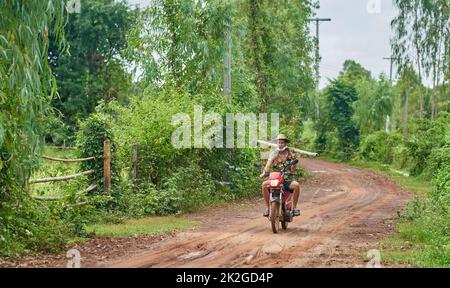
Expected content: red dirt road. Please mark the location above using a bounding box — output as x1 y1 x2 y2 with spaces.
103 158 410 268
0 158 410 268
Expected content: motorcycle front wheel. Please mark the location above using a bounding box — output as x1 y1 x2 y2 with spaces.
281 207 289 230
270 201 280 233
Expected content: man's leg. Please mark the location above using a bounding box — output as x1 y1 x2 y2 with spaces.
262 180 270 216
290 181 301 215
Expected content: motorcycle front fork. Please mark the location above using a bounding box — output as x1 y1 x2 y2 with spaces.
270 190 292 206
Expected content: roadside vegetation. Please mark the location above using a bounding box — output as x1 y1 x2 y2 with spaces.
310 112 449 267
0 0 447 266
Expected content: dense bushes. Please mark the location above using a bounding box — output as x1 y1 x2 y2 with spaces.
0 199 71 257
425 145 450 178
399 165 450 266
116 165 215 217
356 112 449 177
98 87 260 217
354 112 449 266
76 104 119 194
406 113 450 176
357 131 404 164
164 165 215 212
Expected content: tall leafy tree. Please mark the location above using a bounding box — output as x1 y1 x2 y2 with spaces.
0 0 66 200
315 68 360 160
396 65 421 136
391 0 449 119
49 0 135 127
326 79 359 160
339 59 372 85
130 0 315 128
244 0 315 115
354 74 393 135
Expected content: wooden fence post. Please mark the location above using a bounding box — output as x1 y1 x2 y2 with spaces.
103 139 111 194
131 144 138 181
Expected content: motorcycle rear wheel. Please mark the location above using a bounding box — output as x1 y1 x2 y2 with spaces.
270 201 280 233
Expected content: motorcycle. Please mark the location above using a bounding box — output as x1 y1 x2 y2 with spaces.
264 159 298 233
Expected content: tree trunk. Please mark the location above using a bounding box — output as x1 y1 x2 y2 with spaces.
223 27 232 101
385 115 390 132
402 90 409 137
248 0 265 112
416 52 424 118
431 89 436 120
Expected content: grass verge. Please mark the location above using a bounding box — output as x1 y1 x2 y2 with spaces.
85 216 198 237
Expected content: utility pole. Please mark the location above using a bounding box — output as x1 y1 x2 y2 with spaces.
309 17 331 119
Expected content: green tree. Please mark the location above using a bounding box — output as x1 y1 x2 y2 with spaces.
339 59 372 85
128 0 230 94
391 0 449 119
244 0 315 114
129 0 315 122
353 75 394 135
0 0 66 200
316 77 360 160
48 0 135 128
395 65 421 136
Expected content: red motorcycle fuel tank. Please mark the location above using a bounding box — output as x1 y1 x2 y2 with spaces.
268 172 282 189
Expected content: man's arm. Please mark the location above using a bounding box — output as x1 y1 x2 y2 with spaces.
260 158 273 178
289 153 298 174
260 150 278 178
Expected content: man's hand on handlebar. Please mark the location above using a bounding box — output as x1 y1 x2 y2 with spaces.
259 171 270 178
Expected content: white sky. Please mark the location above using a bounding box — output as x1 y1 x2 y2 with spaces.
312 0 399 88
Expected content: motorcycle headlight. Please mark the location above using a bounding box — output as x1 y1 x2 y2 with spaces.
270 179 279 187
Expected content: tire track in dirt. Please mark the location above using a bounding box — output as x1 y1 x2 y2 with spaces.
103 159 410 268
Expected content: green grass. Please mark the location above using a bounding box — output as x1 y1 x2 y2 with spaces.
85 216 198 237
29 146 87 198
347 159 431 196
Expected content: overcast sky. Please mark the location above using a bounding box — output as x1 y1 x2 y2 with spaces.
126 0 399 88
312 0 398 88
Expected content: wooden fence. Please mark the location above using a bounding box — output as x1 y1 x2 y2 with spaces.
27 140 111 201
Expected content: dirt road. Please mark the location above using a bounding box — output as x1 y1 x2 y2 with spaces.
101 158 410 268
0 158 410 268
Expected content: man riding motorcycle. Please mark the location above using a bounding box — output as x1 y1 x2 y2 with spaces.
259 134 301 217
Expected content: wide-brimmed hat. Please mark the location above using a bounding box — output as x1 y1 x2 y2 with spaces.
274 134 289 143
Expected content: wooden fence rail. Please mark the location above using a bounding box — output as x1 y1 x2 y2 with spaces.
29 169 95 184
29 140 111 200
41 155 96 162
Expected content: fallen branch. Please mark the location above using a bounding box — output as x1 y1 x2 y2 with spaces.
29 170 95 184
